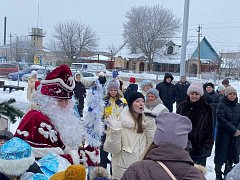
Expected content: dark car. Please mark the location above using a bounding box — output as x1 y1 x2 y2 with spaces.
11 68 40 81
0 64 18 76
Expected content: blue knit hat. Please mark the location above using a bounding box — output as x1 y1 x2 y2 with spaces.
140 80 154 89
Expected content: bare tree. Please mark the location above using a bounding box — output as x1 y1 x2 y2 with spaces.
221 52 240 78
53 20 98 63
47 38 66 61
3 35 35 63
123 5 181 70
107 43 121 56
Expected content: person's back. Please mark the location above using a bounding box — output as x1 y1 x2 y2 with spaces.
124 76 138 100
121 113 206 180
98 72 107 86
175 76 190 107
27 70 38 100
121 144 206 180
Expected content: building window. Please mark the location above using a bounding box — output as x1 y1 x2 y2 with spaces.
132 62 136 70
131 47 137 53
167 46 173 54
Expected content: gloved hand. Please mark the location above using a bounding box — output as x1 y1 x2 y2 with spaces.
115 106 124 117
106 114 122 130
112 106 124 117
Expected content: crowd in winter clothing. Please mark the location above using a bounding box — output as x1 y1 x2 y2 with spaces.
2 66 240 180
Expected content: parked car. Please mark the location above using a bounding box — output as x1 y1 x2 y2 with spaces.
71 63 106 73
22 69 44 81
0 64 18 76
11 66 44 81
73 71 98 88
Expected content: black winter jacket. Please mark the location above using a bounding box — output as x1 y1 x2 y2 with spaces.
98 76 107 86
175 80 190 104
156 73 176 112
73 81 86 104
204 91 220 127
177 96 214 158
214 97 240 164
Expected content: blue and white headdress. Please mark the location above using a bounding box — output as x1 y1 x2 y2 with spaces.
0 137 35 176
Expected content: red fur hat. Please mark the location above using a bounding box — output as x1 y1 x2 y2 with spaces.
41 64 75 99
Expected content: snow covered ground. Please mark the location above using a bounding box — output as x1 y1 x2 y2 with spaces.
1 75 240 180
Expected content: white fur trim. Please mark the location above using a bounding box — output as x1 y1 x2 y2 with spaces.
63 146 72 154
0 154 35 176
85 150 100 164
32 147 64 158
17 129 29 137
41 77 75 91
69 150 80 164
79 150 88 166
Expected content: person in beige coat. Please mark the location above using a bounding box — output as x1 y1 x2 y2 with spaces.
104 92 156 179
27 70 38 100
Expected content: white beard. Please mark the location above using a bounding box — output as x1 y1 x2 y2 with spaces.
32 91 85 150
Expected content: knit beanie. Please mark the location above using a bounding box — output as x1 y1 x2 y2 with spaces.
187 81 203 96
225 86 237 96
140 80 154 89
50 165 86 180
154 113 192 149
129 76 136 83
204 82 214 89
127 91 144 108
106 79 120 90
217 85 225 92
146 88 159 99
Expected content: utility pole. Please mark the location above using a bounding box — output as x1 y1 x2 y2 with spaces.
197 25 202 78
180 0 190 77
4 17 7 45
15 35 20 86
9 33 13 62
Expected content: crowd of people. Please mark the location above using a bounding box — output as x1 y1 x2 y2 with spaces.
0 65 240 180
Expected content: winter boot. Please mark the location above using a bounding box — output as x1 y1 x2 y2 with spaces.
215 173 223 180
223 164 232 179
215 164 223 180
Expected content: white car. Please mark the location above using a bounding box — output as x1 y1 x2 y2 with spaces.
74 71 98 88
22 69 50 81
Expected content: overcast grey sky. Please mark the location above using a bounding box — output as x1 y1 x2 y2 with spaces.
1 0 240 52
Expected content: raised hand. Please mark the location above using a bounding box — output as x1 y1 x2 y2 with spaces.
106 114 122 130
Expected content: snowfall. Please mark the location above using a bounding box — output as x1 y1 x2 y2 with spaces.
1 71 240 180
